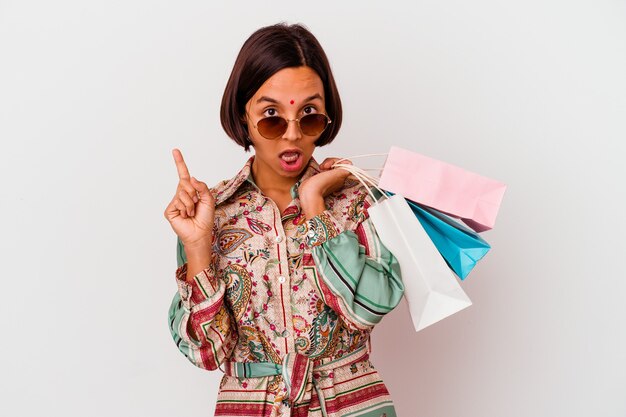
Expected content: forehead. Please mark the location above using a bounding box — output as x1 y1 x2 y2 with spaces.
253 66 324 105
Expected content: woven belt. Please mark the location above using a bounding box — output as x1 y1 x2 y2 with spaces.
222 343 370 416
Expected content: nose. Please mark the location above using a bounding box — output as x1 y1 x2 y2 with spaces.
282 118 302 141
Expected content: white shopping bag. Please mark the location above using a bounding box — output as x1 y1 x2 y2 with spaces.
368 193 472 331
334 162 473 332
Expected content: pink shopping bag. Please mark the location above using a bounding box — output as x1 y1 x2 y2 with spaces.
378 146 507 232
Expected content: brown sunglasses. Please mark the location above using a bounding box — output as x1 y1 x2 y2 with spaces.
246 111 332 140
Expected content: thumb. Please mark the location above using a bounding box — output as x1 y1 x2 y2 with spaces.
322 158 336 169
191 177 211 199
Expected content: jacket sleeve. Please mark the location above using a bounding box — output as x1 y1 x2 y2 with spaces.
167 236 238 371
304 187 405 332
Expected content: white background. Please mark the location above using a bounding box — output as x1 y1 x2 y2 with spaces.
1 1 625 416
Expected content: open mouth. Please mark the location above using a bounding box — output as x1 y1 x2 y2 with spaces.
279 150 303 171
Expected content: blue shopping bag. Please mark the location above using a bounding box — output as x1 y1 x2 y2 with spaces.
383 190 491 280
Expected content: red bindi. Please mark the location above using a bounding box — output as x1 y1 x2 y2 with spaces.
290 99 295 105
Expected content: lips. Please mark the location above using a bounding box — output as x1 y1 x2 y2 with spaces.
279 149 302 158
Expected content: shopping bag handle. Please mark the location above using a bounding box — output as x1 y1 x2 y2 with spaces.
334 152 389 161
331 153 388 173
331 162 389 203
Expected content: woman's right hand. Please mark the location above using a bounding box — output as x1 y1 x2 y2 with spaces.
164 148 216 249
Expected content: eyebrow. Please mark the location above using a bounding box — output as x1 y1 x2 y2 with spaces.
256 93 323 105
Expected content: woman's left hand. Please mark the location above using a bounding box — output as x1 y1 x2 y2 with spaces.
299 157 353 200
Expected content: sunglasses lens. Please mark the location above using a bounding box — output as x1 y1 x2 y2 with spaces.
256 114 330 139
300 114 329 136
257 116 287 139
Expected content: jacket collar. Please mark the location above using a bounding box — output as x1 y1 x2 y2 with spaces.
212 154 321 206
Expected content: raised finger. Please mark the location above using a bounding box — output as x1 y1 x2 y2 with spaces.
172 148 191 180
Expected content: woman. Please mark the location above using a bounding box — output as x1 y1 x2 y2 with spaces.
164 22 405 417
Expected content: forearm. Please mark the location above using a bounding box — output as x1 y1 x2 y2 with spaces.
302 185 405 331
309 228 404 331
183 246 210 340
171 236 238 366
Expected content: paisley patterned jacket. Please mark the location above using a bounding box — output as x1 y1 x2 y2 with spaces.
168 154 405 417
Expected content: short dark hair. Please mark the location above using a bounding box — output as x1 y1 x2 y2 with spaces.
220 22 343 152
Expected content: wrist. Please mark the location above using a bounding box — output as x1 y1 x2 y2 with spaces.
182 237 213 252
299 190 326 220
183 239 213 283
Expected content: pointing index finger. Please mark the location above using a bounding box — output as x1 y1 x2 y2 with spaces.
172 148 191 180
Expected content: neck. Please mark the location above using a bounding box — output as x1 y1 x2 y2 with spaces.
251 155 305 196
